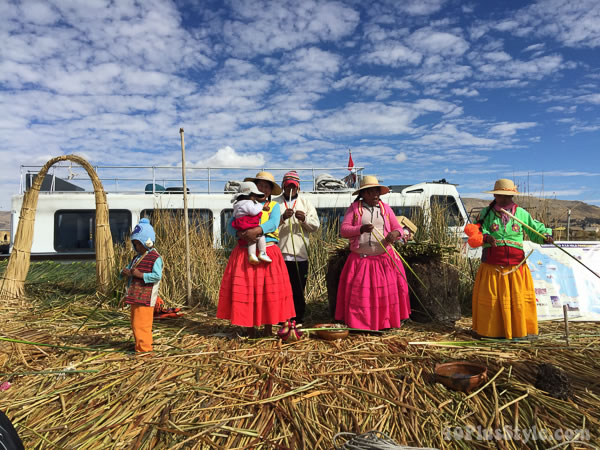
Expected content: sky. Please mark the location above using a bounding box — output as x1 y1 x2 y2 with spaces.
1 0 600 210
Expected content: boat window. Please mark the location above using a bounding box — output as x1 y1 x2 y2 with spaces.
140 209 213 235
54 210 131 252
316 207 346 232
220 209 236 248
390 206 422 221
429 196 464 226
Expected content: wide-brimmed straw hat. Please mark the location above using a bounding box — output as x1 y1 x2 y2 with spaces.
484 178 522 196
352 175 390 196
244 171 282 195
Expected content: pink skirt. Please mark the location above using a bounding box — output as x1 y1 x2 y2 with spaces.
217 244 295 327
335 251 411 330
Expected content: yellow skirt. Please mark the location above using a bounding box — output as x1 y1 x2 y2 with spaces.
472 262 538 339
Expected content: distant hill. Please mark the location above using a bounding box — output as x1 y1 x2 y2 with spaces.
462 198 600 230
0 211 9 230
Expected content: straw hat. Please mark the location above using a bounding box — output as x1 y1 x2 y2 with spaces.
484 178 522 196
352 175 390 196
244 171 282 195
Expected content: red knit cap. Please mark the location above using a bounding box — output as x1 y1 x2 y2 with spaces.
282 170 300 187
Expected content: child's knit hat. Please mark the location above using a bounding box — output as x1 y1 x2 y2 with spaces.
131 218 156 249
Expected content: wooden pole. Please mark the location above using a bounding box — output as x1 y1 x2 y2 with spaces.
500 208 600 280
180 128 192 305
563 304 570 346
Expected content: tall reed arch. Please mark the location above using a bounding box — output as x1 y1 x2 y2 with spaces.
0 155 115 299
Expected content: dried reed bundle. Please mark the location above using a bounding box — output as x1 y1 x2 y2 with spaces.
1 304 599 449
0 155 114 300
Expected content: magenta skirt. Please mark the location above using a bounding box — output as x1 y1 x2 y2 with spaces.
335 251 411 330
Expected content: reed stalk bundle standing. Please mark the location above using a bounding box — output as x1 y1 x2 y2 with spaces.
0 155 114 300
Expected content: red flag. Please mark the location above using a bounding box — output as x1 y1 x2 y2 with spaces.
346 150 356 187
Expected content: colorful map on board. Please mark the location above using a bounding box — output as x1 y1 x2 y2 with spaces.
524 242 600 321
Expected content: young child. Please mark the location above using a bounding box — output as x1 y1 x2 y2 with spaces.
231 181 272 265
121 218 163 352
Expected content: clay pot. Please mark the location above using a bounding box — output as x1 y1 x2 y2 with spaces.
434 361 488 393
313 324 349 340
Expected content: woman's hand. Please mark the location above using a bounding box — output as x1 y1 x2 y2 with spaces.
360 224 374 234
294 211 306 222
384 230 400 245
131 268 143 279
544 234 554 244
282 208 294 220
242 226 263 243
122 268 131 277
484 234 497 247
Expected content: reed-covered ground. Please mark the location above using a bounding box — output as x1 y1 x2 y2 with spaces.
0 208 599 449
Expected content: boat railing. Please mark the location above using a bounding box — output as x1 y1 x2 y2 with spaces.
19 165 365 195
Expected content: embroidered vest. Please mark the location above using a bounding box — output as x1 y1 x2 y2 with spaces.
261 201 279 240
125 250 161 306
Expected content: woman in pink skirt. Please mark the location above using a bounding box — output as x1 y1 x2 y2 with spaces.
335 176 411 330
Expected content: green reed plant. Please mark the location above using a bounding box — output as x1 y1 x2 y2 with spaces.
305 218 342 304
400 200 475 314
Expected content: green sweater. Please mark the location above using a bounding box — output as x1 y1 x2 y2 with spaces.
479 206 552 250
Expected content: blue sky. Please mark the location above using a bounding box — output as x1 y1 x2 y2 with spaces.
1 0 600 209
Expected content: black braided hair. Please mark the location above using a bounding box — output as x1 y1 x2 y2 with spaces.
477 199 496 225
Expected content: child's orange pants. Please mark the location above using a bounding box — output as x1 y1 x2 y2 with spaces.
130 304 154 352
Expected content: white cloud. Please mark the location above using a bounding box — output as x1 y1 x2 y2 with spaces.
314 102 420 136
408 29 469 57
415 124 498 147
483 51 512 63
494 20 519 32
223 0 360 56
413 99 463 117
19 0 61 25
413 64 473 85
451 87 479 97
476 54 563 80
520 0 600 48
333 75 412 99
576 93 600 104
361 41 423 66
276 47 342 94
399 0 448 16
395 152 408 162
523 43 545 52
546 105 577 113
202 146 265 167
489 122 537 136
280 47 341 75
569 124 600 133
